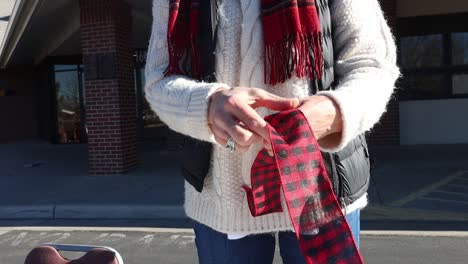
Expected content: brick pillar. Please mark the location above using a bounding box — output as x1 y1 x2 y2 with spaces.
80 0 137 174
368 0 400 146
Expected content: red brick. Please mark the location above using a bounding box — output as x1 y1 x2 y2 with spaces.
80 0 137 175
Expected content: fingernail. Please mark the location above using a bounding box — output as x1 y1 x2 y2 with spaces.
268 149 274 156
290 98 300 107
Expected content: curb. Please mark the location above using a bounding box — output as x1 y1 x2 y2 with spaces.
0 205 186 220
361 206 468 222
361 230 468 237
2 204 468 222
1 227 467 237
0 206 54 219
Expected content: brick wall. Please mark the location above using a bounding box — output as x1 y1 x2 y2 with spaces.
0 68 38 142
80 0 137 174
368 0 400 146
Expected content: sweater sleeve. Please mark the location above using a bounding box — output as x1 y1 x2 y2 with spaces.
317 0 400 152
144 1 229 143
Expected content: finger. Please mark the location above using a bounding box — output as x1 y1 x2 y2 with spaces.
211 123 229 145
238 123 264 146
226 122 260 148
231 104 270 143
234 144 250 153
212 123 251 152
220 118 262 148
251 89 300 111
263 139 273 156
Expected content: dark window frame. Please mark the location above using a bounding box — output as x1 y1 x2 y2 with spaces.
397 13 468 101
44 55 87 144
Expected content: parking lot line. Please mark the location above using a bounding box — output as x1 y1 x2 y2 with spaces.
390 171 468 207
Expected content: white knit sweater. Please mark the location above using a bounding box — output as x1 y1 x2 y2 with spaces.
145 0 400 235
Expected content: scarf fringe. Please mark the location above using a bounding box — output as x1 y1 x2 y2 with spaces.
190 36 201 79
264 32 324 86
164 39 185 76
166 0 324 86
164 36 201 79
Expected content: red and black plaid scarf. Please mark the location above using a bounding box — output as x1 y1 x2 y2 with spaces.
165 0 324 85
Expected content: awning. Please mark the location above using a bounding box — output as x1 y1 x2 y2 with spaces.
0 0 16 60
0 0 43 68
0 0 152 68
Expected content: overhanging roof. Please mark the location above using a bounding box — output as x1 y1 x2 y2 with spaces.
0 0 152 68
0 0 43 68
0 0 16 51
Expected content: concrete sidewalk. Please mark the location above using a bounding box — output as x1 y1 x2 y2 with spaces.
1 140 468 227
0 140 185 220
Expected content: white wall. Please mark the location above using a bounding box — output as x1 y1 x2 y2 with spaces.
400 98 468 145
397 0 468 17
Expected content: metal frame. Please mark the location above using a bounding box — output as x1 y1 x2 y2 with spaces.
397 13 468 101
48 57 87 144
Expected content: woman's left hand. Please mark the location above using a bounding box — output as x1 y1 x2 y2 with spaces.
297 95 343 141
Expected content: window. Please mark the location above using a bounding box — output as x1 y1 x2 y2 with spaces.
398 14 468 100
54 64 86 143
453 74 468 94
400 35 443 69
452 32 468 65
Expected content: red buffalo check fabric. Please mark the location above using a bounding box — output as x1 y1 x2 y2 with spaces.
243 109 364 264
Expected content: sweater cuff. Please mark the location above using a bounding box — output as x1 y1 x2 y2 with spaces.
186 82 230 143
316 90 358 153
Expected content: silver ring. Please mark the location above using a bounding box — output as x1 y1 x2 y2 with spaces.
225 137 236 152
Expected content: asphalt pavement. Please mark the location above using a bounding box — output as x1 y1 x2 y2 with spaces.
1 226 468 264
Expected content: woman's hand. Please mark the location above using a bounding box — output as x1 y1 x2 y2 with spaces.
298 95 343 148
208 87 299 153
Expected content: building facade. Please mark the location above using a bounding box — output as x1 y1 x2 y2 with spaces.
0 0 467 174
396 0 468 145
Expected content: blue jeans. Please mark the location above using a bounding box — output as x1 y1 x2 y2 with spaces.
193 210 360 264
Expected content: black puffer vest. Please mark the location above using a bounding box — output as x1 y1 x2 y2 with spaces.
181 0 371 208
315 0 371 207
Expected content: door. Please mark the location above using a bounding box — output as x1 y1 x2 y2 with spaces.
54 64 86 143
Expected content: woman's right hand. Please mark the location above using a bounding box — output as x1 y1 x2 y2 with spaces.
208 87 299 153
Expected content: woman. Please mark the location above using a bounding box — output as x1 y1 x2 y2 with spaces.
145 0 399 262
